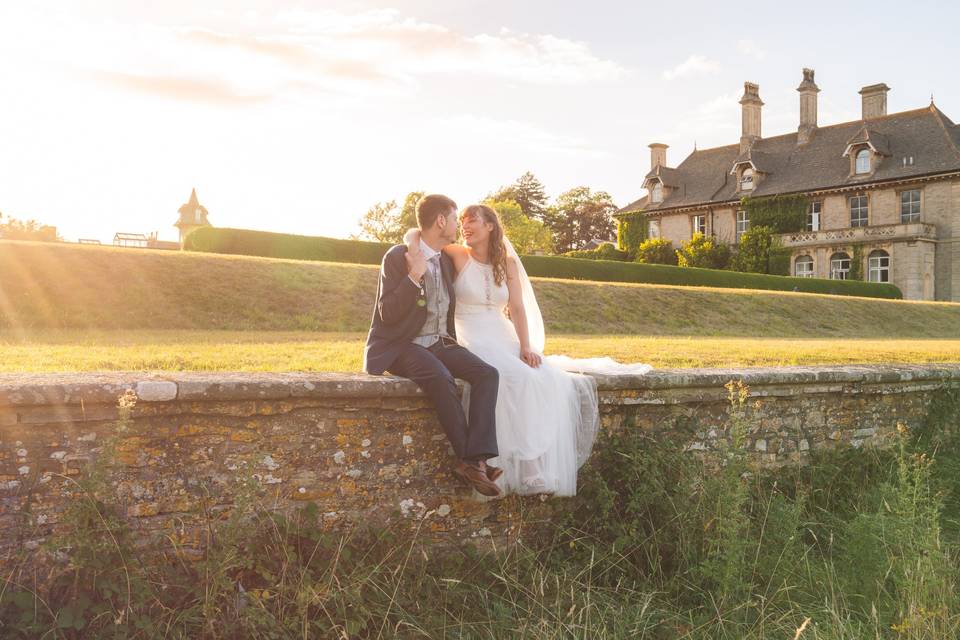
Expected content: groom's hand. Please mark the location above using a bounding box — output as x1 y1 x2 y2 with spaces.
406 250 427 282
520 347 542 368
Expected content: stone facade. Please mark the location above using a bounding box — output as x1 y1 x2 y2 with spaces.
2 365 958 565
620 69 960 302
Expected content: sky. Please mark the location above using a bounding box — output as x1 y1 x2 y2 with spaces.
1 0 958 243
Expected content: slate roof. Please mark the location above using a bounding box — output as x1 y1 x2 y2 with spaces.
619 105 960 214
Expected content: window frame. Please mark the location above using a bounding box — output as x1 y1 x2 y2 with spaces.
829 252 851 280
691 214 706 237
868 249 890 283
855 148 871 174
740 167 754 192
849 194 869 228
899 188 921 223
735 209 749 242
648 219 661 239
650 182 663 204
794 255 814 278
807 201 822 232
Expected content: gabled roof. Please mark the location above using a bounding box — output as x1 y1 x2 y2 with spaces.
619 104 960 215
644 165 682 188
843 126 890 156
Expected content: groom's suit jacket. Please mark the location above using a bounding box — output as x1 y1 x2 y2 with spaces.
363 244 458 375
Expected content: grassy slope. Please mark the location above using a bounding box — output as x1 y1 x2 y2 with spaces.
3 240 960 338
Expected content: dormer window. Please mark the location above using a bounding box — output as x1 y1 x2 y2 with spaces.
740 168 754 191
651 182 663 203
855 149 871 174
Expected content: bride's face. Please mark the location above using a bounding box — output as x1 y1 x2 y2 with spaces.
460 213 494 248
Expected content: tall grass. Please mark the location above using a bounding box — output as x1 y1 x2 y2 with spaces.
3 388 960 638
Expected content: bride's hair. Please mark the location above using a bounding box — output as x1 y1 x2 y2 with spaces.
460 204 508 287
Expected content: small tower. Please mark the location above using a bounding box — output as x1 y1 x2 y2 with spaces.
174 188 211 248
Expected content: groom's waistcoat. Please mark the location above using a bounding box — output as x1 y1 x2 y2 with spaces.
363 244 458 375
413 254 452 348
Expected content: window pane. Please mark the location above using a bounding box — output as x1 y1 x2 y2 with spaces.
856 149 870 174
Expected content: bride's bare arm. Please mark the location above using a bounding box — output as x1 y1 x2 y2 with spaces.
403 228 421 254
505 257 542 368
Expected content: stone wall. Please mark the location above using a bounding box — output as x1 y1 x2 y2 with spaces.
2 365 958 561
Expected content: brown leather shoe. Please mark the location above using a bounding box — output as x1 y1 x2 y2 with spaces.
484 463 503 482
454 460 502 497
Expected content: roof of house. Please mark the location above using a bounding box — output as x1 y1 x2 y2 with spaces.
113 232 149 241
619 104 960 215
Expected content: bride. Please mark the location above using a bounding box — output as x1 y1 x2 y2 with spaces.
405 204 650 496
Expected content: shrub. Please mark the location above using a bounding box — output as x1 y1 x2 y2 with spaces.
519 255 903 298
634 238 678 265
676 232 732 269
184 227 392 265
564 243 628 261
731 225 773 273
850 244 865 281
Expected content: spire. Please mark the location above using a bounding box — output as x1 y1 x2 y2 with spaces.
187 188 199 207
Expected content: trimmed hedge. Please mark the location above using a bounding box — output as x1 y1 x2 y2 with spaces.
564 243 628 261
519 255 903 299
184 227 392 265
185 227 902 299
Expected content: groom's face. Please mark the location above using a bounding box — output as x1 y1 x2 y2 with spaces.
437 208 459 244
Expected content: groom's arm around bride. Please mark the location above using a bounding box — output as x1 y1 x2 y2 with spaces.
363 194 502 497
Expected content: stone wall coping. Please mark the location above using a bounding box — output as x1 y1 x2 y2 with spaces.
1 364 959 408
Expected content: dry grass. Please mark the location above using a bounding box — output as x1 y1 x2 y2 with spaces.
1 329 959 372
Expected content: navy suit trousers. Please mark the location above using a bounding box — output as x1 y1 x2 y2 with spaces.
387 338 499 462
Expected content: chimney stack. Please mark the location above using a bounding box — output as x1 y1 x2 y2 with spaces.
739 82 763 153
859 83 890 120
796 68 820 145
649 143 668 169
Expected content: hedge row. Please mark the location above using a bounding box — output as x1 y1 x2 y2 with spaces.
519 255 903 299
184 227 392 265
185 227 902 299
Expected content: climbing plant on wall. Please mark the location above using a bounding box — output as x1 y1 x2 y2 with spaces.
616 212 649 260
740 194 808 233
849 244 865 281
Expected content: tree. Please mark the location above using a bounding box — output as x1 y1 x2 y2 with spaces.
543 187 617 254
676 232 732 269
485 199 553 255
355 191 424 244
0 212 61 242
488 172 549 221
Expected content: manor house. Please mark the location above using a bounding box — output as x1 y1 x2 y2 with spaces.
618 69 960 300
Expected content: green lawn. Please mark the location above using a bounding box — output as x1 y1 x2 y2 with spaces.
3 240 959 373
1 330 959 372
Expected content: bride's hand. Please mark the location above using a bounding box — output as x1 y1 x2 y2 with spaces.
403 228 421 249
520 347 542 368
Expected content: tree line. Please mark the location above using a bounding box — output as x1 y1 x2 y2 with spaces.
354 172 618 255
0 211 61 241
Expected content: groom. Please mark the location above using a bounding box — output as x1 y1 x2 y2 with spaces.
363 194 502 497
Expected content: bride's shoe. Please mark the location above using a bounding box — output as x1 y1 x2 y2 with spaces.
520 476 552 495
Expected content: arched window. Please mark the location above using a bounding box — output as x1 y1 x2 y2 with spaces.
868 249 890 283
651 182 663 203
740 167 754 191
830 252 851 280
855 148 871 174
794 255 814 278
195 208 203 223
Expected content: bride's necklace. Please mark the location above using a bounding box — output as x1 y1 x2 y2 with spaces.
473 254 493 306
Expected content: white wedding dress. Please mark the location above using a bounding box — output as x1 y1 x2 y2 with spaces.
454 249 652 497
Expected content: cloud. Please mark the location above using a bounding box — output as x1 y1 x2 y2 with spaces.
91 71 272 106
737 39 766 61
272 8 628 85
662 55 720 80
